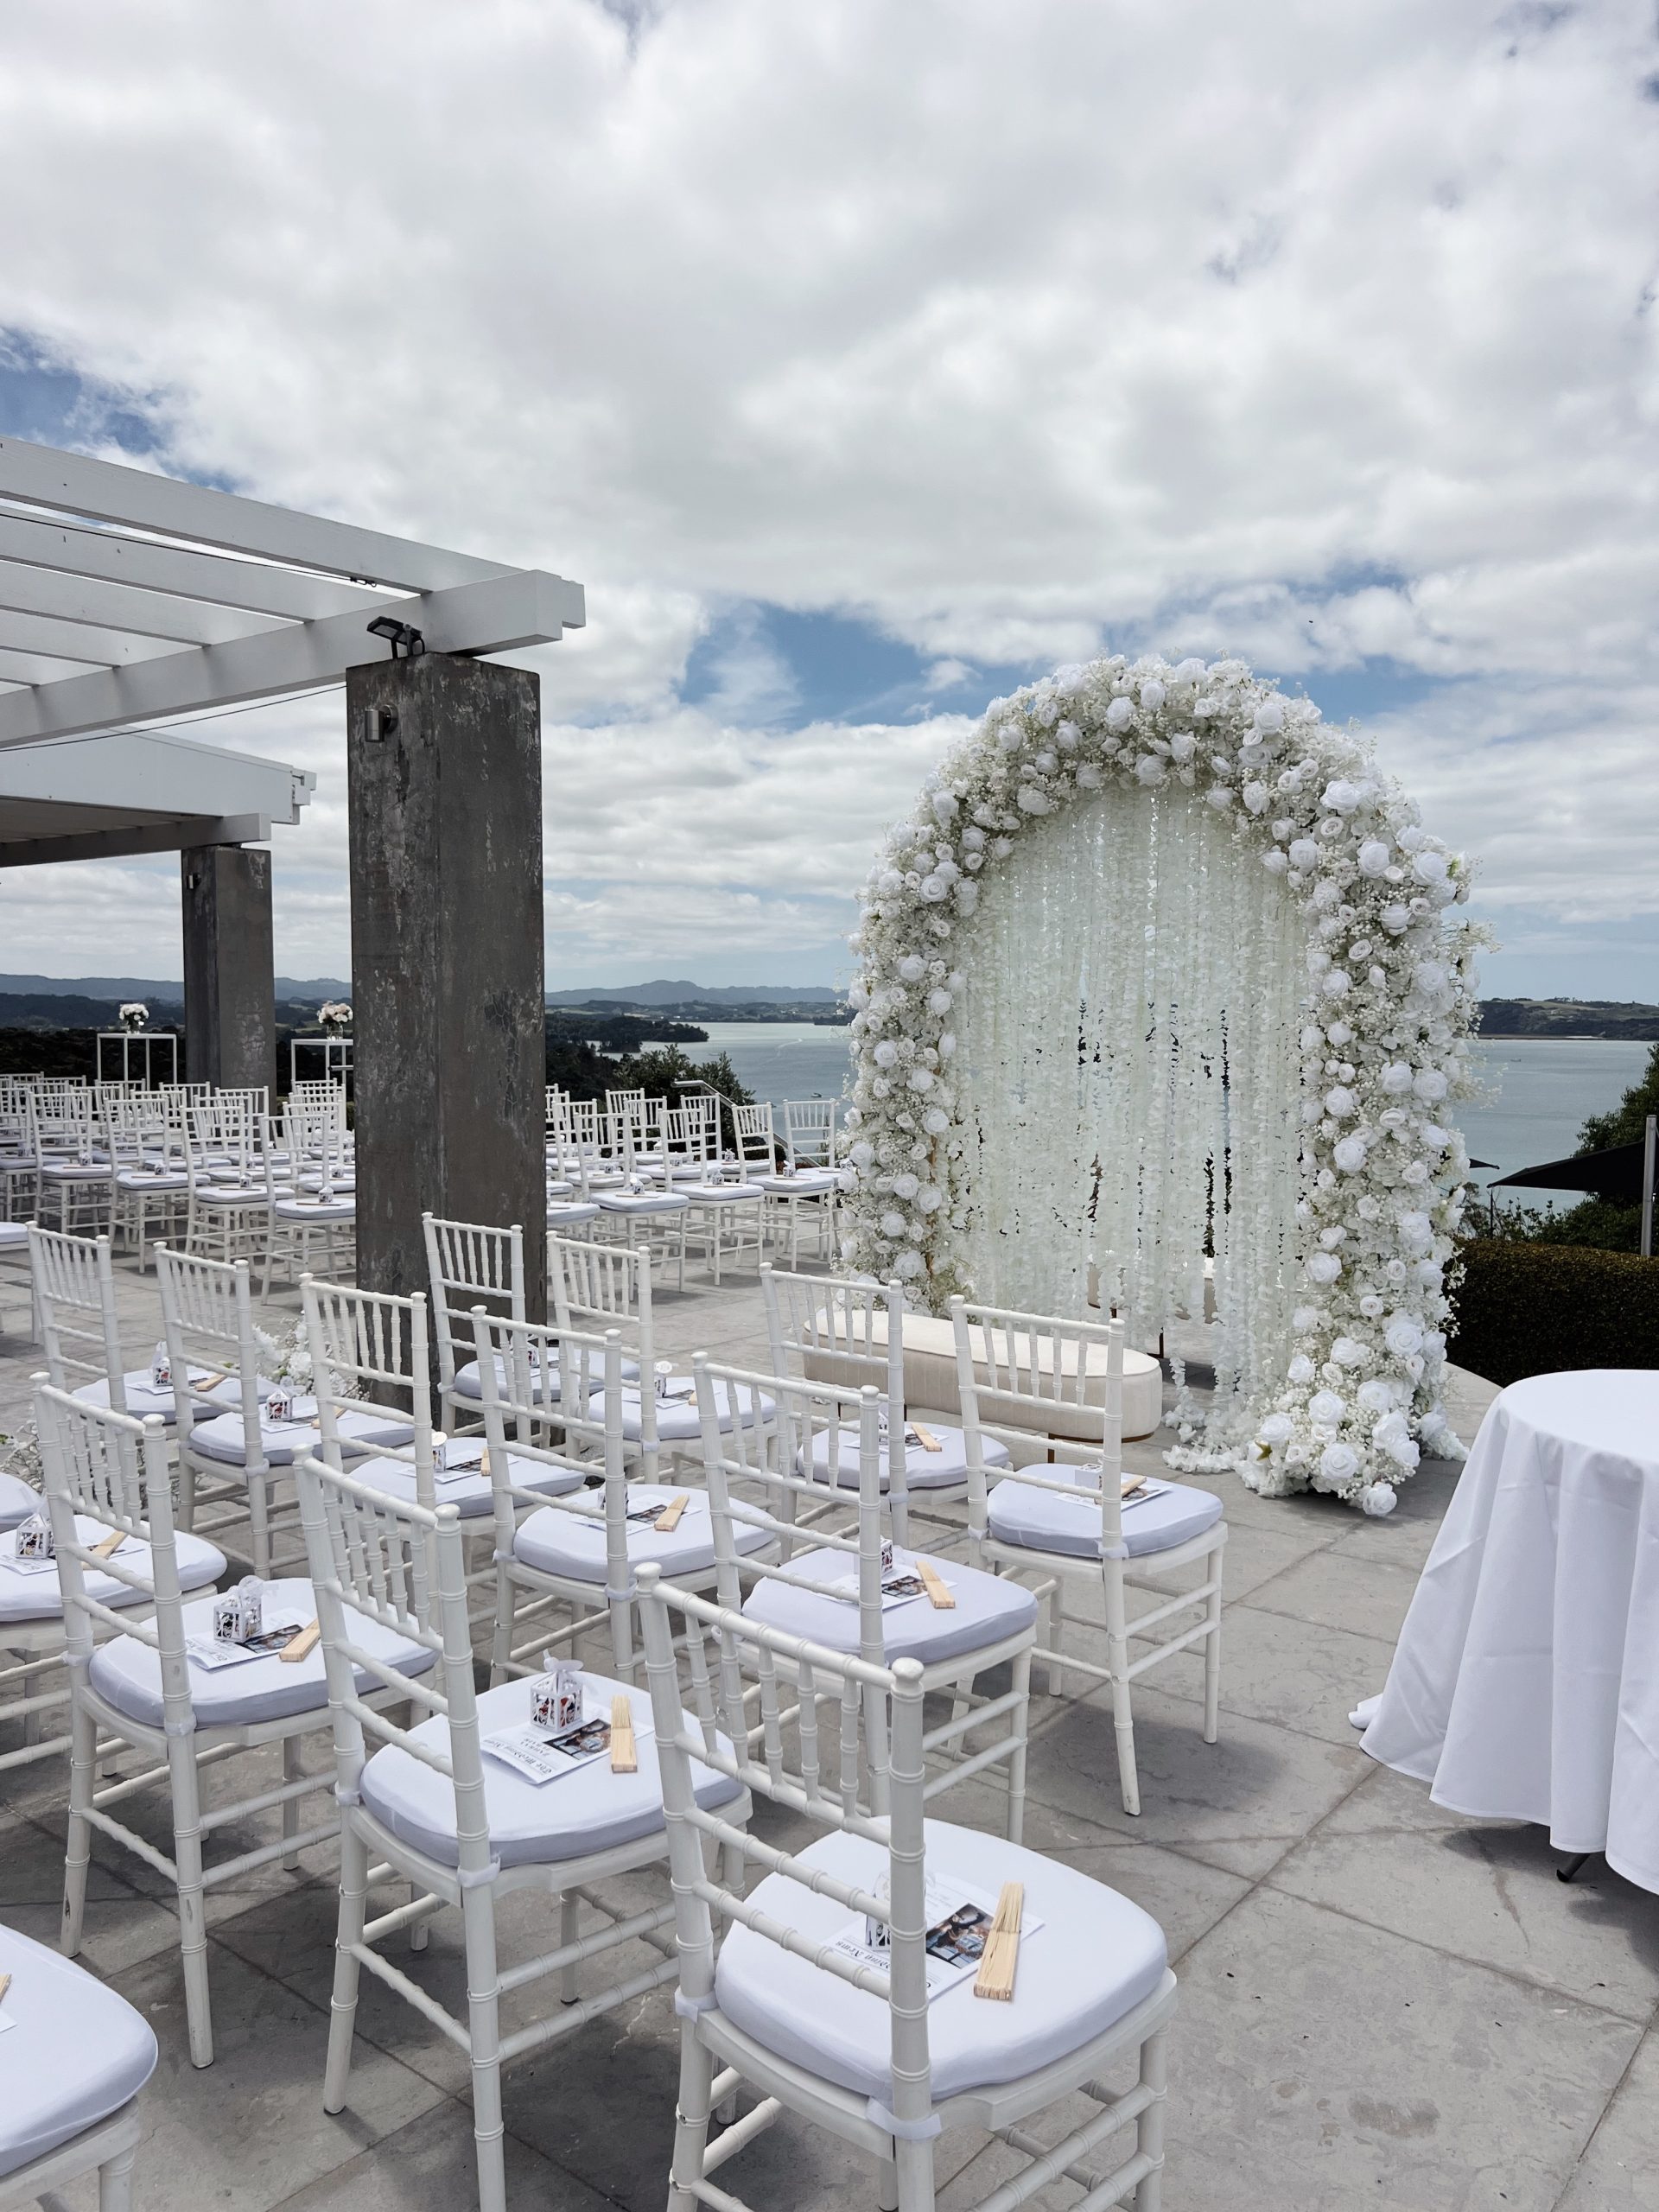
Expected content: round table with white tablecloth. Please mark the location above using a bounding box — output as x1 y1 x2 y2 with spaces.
1360 1369 1659 1892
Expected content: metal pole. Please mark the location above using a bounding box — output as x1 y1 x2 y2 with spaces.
1641 1113 1656 1261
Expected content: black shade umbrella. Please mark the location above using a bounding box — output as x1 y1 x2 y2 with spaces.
1491 1141 1648 1203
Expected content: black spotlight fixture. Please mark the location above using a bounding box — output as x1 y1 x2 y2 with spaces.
366 613 427 659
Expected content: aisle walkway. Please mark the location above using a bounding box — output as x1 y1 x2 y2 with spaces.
1 1265 1654 2210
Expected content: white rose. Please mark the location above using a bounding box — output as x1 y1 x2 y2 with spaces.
923 1108 950 1135
1309 1389 1346 1425
1322 779 1365 813
1359 1294 1385 1319
1306 1251 1343 1284
1106 696 1135 729
1169 730 1197 763
1331 1337 1368 1369
1357 839 1391 877
1325 1086 1357 1118
1243 780 1269 813
1397 1211 1433 1252
849 1141 875 1170
1413 849 1449 884
892 1173 920 1201
1333 1135 1368 1173
893 1249 924 1278
1140 679 1166 709
1413 1068 1449 1103
1380 1061 1414 1095
1259 1413 1295 1446
1288 838 1320 871
1288 1354 1318 1384
1319 1442 1359 1485
1320 969 1351 999
899 955 926 982
938 1032 957 1058
880 1211 907 1238
926 989 952 1015
907 1068 935 1092
1135 755 1166 785
1292 1305 1319 1332
1017 787 1051 813
916 1185 944 1212
1380 903 1411 935
1263 849 1290 874
1357 1377 1395 1413
1383 1315 1424 1357
1359 1482 1397 1516
874 1040 899 1069
931 791 958 821
1254 699 1285 734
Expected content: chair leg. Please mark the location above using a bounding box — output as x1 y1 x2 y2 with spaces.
248 1473 272 1580
323 1823 369 2112
281 1733 302 1871
878 2156 900 2211
1134 2024 1168 2211
461 1882 508 2212
167 1730 213 2066
410 1879 429 1953
560 1889 581 2004
1007 1647 1031 1847
893 2136 938 2209
99 2138 139 2211
489 1561 513 1686
1203 1548 1224 1745
1045 1581 1066 1697
60 1694 96 1956
608 1592 636 1683
666 2019 715 2212
1104 1572 1140 1818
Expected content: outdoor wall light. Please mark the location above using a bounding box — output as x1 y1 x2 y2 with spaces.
365 613 426 658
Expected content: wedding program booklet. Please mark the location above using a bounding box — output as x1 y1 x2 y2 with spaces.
824 1560 955 1611
185 1611 311 1670
483 1711 613 1785
830 1873 1042 2002
6 1535 141 1577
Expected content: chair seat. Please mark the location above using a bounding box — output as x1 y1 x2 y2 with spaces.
453 1350 641 1403
273 1197 355 1223
512 1483 771 1585
353 1443 588 1520
0 1923 158 2180
547 1202 601 1227
358 1671 744 1869
187 1397 415 1467
714 1819 1167 2105
755 1171 840 1196
0 1516 225 1625
296 1174 355 1194
194 1186 271 1207
678 1181 766 1206
87 1574 436 1731
986 1472 1224 1560
40 1160 107 1183
743 1547 1037 1668
73 1368 230 1426
612 1377 772 1443
804 1421 1009 1495
595 1191 690 1217
117 1169 188 1192
0 1220 29 1247
0 1471 41 1531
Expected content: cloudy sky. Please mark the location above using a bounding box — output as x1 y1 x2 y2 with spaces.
1 0 1656 997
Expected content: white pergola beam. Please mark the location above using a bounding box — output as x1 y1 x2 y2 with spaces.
0 511 386 622
0 567 585 749
0 608 184 668
0 645 89 686
0 436 510 591
0 810 272 868
0 555 291 645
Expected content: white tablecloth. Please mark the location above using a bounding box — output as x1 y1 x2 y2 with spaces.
1361 1370 1659 1892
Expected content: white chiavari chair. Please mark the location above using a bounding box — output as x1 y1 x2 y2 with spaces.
422 1211 529 1432
549 1231 771 1482
42 1381 429 2070
952 1300 1226 1817
103 1089 188 1268
758 1098 843 1262
696 1357 1033 1837
296 1453 751 2212
637 1560 1178 2212
474 1311 768 1685
261 1103 354 1293
183 1099 274 1264
671 1106 767 1285
762 1267 1013 1548
0 1923 157 2212
28 1089 109 1235
593 1112 690 1285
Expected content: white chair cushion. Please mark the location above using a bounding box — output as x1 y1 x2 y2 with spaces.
612 1377 772 1444
358 1671 744 1869
0 1471 41 1531
350 1441 588 1521
73 1369 213 1427
452 1350 640 1404
755 1171 839 1196
274 1197 354 1223
743 1548 1037 1669
715 1819 1167 2105
512 1483 772 1586
40 1161 107 1182
595 1191 690 1217
87 1575 436 1731
678 1182 766 1206
987 1471 1224 1560
548 1201 601 1226
0 1220 32 1245
0 1516 226 1625
116 1169 188 1191
804 1421 1009 1495
0 1923 158 2179
194 1186 271 1206
186 1396 415 1467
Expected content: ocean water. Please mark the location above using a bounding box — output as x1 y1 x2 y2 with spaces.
691 1022 1650 1197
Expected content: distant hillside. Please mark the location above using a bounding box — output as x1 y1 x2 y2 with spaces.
546 980 840 1007
1477 998 1659 1040
0 973 349 1001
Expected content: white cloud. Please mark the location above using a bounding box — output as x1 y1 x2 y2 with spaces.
0 0 1656 986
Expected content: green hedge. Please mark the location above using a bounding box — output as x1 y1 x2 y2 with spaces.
1448 1237 1659 1387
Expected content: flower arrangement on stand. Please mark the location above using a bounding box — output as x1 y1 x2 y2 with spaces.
318 1001 353 1037
118 1001 149 1033
840 652 1483 1513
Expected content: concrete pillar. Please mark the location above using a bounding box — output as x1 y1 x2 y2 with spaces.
346 652 546 1317
181 844 276 1093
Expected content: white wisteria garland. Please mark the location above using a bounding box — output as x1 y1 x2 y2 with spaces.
840 652 1482 1513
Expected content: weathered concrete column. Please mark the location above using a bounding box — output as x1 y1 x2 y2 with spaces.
181 843 276 1093
346 652 546 1317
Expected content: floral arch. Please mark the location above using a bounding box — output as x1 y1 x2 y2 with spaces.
840 653 1481 1512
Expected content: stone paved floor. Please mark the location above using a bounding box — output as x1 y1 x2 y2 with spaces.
3 1254 1656 2209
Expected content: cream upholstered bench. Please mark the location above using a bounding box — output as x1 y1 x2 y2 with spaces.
804 1308 1164 1442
